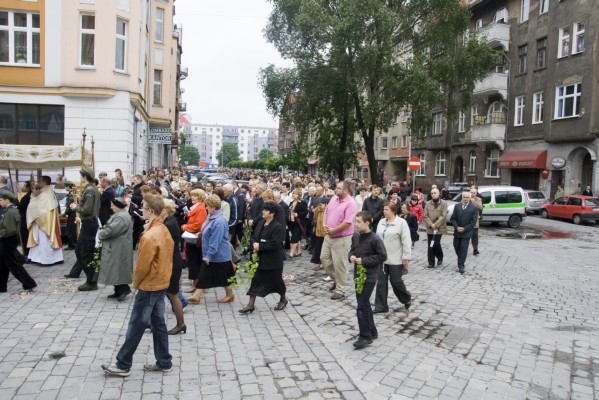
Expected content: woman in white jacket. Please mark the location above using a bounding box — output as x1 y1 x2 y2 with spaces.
373 203 413 313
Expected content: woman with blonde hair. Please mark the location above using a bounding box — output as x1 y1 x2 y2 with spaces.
288 189 307 258
181 189 207 300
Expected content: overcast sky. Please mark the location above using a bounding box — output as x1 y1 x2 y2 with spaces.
174 0 290 128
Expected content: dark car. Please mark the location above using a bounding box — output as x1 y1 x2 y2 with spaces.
540 195 599 225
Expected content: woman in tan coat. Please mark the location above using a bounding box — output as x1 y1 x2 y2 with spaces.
423 188 448 269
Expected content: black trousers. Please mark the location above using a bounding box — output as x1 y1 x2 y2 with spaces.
0 235 37 292
453 235 471 268
427 233 444 266
374 264 411 311
19 225 29 255
132 216 143 250
471 228 479 251
74 219 99 284
355 267 378 340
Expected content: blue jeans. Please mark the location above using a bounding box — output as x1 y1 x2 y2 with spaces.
116 290 172 370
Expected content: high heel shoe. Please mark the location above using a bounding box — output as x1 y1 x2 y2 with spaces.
167 325 187 335
274 299 288 311
238 306 255 314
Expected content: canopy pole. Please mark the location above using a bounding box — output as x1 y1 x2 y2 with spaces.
91 136 95 170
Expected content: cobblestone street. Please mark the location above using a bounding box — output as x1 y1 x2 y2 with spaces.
0 217 598 399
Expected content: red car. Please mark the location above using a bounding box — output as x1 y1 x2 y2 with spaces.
540 195 599 225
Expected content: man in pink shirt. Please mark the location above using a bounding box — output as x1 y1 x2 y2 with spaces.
321 180 358 300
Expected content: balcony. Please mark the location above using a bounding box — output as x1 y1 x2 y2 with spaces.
471 113 506 150
473 73 507 100
180 66 188 80
178 102 187 112
477 22 510 50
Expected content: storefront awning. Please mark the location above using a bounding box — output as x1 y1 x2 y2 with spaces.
498 150 547 169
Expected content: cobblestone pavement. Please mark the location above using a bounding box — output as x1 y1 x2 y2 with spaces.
0 216 597 399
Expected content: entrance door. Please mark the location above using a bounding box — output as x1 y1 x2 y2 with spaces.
511 169 540 190
582 153 593 188
550 170 564 199
453 156 463 183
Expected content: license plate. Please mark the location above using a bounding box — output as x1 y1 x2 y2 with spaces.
593 208 599 211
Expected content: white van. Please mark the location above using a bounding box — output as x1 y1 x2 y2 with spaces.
446 185 527 228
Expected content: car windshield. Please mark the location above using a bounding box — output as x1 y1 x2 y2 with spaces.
527 191 545 200
584 198 599 206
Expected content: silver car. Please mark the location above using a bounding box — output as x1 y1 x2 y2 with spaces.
524 190 548 214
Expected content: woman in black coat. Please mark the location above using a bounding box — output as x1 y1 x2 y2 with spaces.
239 201 287 314
288 189 308 258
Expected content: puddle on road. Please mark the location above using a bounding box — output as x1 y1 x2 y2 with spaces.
496 230 571 240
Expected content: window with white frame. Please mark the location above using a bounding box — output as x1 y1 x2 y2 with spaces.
417 153 426 176
558 27 570 58
536 37 547 69
555 83 581 119
458 110 465 133
401 135 408 148
468 150 477 173
153 69 162 106
431 112 443 135
380 137 388 149
0 10 40 65
532 92 544 124
435 152 446 176
80 13 95 66
520 0 529 23
573 22 585 54
475 19 483 30
514 96 525 126
471 105 478 126
494 8 508 23
539 0 548 15
155 8 164 43
391 136 398 149
115 18 127 71
518 44 527 74
485 149 500 177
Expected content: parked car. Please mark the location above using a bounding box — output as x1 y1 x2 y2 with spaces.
446 185 527 228
540 195 599 225
201 173 231 186
524 190 549 214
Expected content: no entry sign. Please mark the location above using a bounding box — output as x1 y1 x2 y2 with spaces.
408 156 421 171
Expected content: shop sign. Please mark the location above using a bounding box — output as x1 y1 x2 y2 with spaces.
550 156 566 169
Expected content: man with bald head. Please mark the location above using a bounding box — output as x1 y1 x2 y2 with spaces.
423 188 448 269
450 192 478 274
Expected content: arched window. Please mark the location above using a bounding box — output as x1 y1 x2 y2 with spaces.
417 153 426 176
494 8 508 23
435 152 447 176
469 150 477 173
487 101 506 124
485 149 500 177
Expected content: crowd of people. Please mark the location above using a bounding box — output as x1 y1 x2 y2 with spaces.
0 166 487 374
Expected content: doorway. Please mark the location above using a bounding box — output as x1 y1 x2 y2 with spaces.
453 156 464 183
582 153 593 188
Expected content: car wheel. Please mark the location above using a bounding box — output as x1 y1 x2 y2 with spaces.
572 214 582 225
541 209 549 219
508 215 521 229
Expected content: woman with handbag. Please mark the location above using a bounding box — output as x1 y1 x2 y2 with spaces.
181 189 207 301
288 189 307 258
187 194 235 304
239 201 287 314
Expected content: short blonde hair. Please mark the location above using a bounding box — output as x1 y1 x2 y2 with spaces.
190 188 206 201
204 194 221 209
262 189 274 201
163 199 176 217
292 189 302 198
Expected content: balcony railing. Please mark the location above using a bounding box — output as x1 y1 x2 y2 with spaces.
477 22 510 50
473 73 507 99
471 112 506 149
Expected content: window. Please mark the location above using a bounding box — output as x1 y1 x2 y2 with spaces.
391 136 398 149
536 37 547 69
115 18 127 71
0 103 64 145
520 0 529 22
80 13 95 66
518 44 527 74
539 0 548 15
471 105 478 126
380 137 388 149
468 151 477 173
155 8 164 43
435 152 446 176
496 191 523 204
475 19 483 30
555 83 581 119
401 135 408 148
153 70 162 106
0 10 40 65
417 153 426 176
573 22 585 54
431 112 443 135
494 8 508 23
532 92 544 124
485 149 500 177
458 110 465 133
558 27 570 58
514 96 525 126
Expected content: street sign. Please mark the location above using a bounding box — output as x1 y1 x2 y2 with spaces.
408 156 421 171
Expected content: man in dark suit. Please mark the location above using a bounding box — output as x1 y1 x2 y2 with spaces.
129 175 144 249
450 191 478 274
99 177 115 226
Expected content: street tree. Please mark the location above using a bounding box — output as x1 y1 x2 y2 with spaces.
215 142 240 167
179 145 199 166
258 149 274 160
260 0 496 183
179 132 186 149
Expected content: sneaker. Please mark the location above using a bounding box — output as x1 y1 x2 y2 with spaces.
473 250 480 256
101 363 130 377
330 292 345 300
353 337 373 349
323 276 332 282
143 363 173 372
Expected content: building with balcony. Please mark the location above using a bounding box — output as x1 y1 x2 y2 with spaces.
0 0 186 182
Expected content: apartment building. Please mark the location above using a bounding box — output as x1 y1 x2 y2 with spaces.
0 0 186 180
187 123 278 167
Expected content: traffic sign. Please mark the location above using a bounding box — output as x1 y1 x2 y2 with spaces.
408 156 421 171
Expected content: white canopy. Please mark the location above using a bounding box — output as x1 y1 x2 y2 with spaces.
0 144 92 169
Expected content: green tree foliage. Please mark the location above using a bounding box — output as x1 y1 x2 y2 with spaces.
260 0 496 183
258 149 274 160
215 142 241 167
179 132 186 149
179 145 199 166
